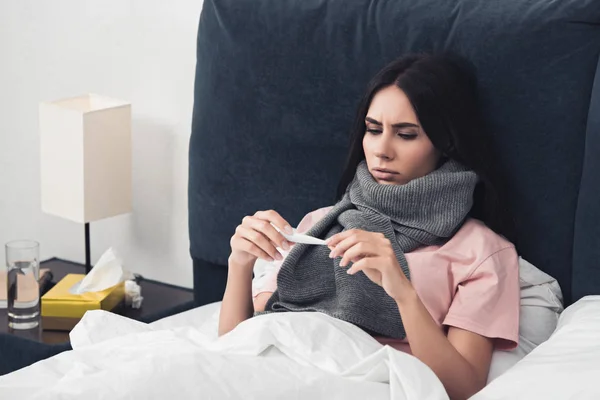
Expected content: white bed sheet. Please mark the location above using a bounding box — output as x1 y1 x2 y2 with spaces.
150 300 222 332
169 296 600 400
0 304 448 400
2 296 598 399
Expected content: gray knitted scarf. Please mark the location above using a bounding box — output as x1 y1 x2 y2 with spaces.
262 159 478 339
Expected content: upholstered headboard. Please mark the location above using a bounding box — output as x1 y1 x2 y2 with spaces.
188 0 600 307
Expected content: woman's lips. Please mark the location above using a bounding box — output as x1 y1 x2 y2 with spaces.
372 169 398 181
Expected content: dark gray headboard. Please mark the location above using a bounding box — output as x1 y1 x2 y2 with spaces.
188 0 600 307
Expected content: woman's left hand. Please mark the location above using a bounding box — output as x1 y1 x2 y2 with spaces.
326 229 413 303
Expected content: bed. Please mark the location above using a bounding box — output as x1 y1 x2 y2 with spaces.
1 0 600 398
0 291 599 399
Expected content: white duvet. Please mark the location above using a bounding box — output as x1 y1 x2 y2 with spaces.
0 308 447 400
2 296 600 400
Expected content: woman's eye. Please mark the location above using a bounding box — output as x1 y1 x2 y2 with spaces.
398 133 417 140
366 128 417 139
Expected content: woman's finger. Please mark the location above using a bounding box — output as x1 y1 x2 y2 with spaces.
232 236 275 262
347 256 383 274
325 228 357 247
346 257 383 285
329 233 362 259
254 210 293 234
245 216 292 251
338 241 377 267
237 225 282 261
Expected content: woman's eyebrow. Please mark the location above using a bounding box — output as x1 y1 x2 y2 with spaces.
365 116 420 129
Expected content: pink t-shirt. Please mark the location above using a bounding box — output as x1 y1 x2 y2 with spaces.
252 206 520 352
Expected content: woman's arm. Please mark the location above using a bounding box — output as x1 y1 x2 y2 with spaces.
218 261 255 336
327 229 501 400
219 209 296 336
253 292 273 312
396 288 493 400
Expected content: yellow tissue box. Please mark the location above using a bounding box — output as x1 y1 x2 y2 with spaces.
41 274 125 331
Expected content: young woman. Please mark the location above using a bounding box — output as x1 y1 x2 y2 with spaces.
219 53 520 400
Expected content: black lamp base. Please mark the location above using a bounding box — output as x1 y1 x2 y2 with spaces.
84 223 91 274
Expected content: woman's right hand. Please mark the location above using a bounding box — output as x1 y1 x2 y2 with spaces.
228 210 294 269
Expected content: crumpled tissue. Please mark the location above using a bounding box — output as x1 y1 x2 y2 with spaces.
73 247 144 309
125 280 143 309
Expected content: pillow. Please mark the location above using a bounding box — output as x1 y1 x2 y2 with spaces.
475 296 600 399
487 257 563 383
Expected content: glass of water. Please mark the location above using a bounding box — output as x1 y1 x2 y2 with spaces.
5 240 40 330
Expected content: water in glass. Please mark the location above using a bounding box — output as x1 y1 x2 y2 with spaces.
5 240 40 330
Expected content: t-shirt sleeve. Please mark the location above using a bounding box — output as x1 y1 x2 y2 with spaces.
442 247 520 350
252 206 332 299
251 258 283 299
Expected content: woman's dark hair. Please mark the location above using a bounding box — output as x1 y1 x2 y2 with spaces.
336 53 516 244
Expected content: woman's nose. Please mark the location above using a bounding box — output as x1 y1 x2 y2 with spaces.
375 151 392 160
374 133 394 160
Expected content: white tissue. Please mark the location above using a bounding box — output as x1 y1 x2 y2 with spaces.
74 247 133 294
125 280 143 309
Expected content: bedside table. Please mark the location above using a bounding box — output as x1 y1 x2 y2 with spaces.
0 258 194 344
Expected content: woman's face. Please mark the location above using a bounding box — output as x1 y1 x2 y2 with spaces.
362 85 440 185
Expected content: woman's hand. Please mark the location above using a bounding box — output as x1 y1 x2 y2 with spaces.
326 229 413 303
229 210 294 269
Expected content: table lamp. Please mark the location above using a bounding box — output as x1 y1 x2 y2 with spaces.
39 94 132 274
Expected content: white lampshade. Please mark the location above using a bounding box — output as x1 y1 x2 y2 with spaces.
40 94 132 224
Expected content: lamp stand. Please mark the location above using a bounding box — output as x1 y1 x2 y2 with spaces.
85 223 91 274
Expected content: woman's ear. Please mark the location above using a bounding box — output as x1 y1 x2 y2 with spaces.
438 141 456 166
436 150 449 168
